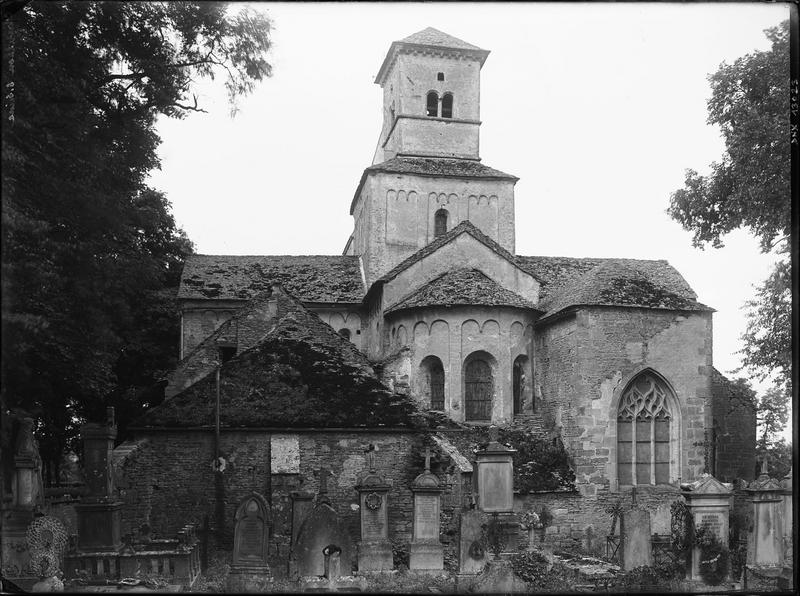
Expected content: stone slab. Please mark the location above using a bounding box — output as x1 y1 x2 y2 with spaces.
621 508 652 571
357 539 393 571
459 510 488 575
409 541 444 571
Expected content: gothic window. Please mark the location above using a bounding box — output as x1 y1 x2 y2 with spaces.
464 356 493 421
437 72 445 81
513 355 528 416
434 209 448 237
426 91 439 117
617 372 672 485
419 356 445 411
441 93 453 118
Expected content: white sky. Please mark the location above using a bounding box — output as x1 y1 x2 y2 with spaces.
148 2 789 412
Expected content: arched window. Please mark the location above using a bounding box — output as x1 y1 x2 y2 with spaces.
441 93 453 118
338 328 351 341
464 354 493 421
437 72 445 81
434 209 448 237
513 355 528 416
617 372 673 485
426 91 439 117
419 356 445 411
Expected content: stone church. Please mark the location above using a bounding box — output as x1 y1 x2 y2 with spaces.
117 28 755 566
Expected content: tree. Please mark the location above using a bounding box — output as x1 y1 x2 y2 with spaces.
1 1 273 481
668 21 790 392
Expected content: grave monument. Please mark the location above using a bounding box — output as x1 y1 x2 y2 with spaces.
474 426 520 552
680 473 732 582
227 492 272 591
354 445 393 571
745 461 784 568
409 447 444 572
620 488 653 570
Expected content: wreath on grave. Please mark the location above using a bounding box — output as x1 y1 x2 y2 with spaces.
365 492 382 511
694 524 729 586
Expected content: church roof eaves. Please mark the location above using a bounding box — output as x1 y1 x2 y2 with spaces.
376 28 489 86
515 255 712 320
178 254 365 303
385 268 539 314
350 157 517 215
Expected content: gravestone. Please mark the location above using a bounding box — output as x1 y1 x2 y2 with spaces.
354 445 393 571
227 492 272 591
620 508 652 570
292 470 353 578
458 510 489 574
290 490 315 547
475 426 516 513
745 463 783 569
681 473 732 581
409 447 444 572
779 468 792 587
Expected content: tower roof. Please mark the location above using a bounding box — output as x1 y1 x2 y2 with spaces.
376 27 490 85
398 27 484 51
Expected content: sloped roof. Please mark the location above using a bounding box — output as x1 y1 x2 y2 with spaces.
351 157 516 214
134 288 417 429
386 268 536 314
515 256 711 319
377 220 524 284
178 255 364 303
399 27 484 51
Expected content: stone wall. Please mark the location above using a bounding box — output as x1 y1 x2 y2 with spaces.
534 307 713 494
115 430 464 574
710 370 756 483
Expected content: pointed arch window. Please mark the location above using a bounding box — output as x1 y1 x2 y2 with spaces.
441 93 453 118
617 372 672 485
434 209 448 237
426 91 439 117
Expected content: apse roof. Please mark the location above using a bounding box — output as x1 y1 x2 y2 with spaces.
385 268 536 314
178 255 364 303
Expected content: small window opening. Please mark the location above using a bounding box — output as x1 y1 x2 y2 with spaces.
219 346 236 364
441 93 453 118
356 329 361 335
426 91 439 117
434 209 448 237
338 328 351 340
437 72 445 81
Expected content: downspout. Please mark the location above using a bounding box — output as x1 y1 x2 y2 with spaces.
214 362 224 544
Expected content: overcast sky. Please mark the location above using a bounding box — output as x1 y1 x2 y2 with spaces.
147 2 789 405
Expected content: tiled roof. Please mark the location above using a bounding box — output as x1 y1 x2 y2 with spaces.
367 157 517 180
399 27 484 51
377 220 522 284
134 288 418 429
515 256 711 319
386 268 535 313
352 157 516 215
178 255 364 303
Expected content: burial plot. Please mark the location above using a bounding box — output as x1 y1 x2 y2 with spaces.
227 492 272 591
409 447 444 571
459 510 489 574
681 473 732 582
354 446 393 571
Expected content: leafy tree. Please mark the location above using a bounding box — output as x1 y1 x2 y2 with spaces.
668 21 791 392
1 1 273 481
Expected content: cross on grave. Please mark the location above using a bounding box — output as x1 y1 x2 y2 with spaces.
424 447 431 472
759 455 769 477
366 444 376 473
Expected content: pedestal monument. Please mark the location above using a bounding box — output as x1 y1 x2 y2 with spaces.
354 445 393 571
409 448 444 572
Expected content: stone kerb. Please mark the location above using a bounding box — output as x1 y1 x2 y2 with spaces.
680 473 733 582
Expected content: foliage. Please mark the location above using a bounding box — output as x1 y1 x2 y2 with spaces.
611 560 684 590
755 386 790 452
728 508 751 582
1 1 273 477
499 429 576 492
667 20 790 392
390 538 409 571
694 524 729 586
670 499 692 553
509 551 575 592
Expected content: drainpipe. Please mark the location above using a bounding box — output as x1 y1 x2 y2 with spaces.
215 364 221 461
214 362 224 543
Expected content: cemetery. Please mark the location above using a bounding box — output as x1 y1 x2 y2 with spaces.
1 409 794 593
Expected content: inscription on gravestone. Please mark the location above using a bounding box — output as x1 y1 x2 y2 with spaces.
232 494 270 568
700 513 722 538
415 494 438 540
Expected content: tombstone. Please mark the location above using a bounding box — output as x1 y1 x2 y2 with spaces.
74 408 122 553
475 426 516 513
292 470 353 578
354 445 393 571
290 490 315 547
409 447 444 572
458 510 489 574
27 516 68 593
227 492 272 591
681 473 733 581
779 468 792 569
620 506 652 570
744 463 783 569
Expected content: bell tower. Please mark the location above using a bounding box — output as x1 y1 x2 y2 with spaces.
373 28 489 164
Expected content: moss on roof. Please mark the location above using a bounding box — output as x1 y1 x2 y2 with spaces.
386 268 536 313
178 255 364 303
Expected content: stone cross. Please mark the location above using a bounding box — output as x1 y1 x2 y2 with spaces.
366 444 376 473
424 447 431 472
487 425 499 444
759 455 769 477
